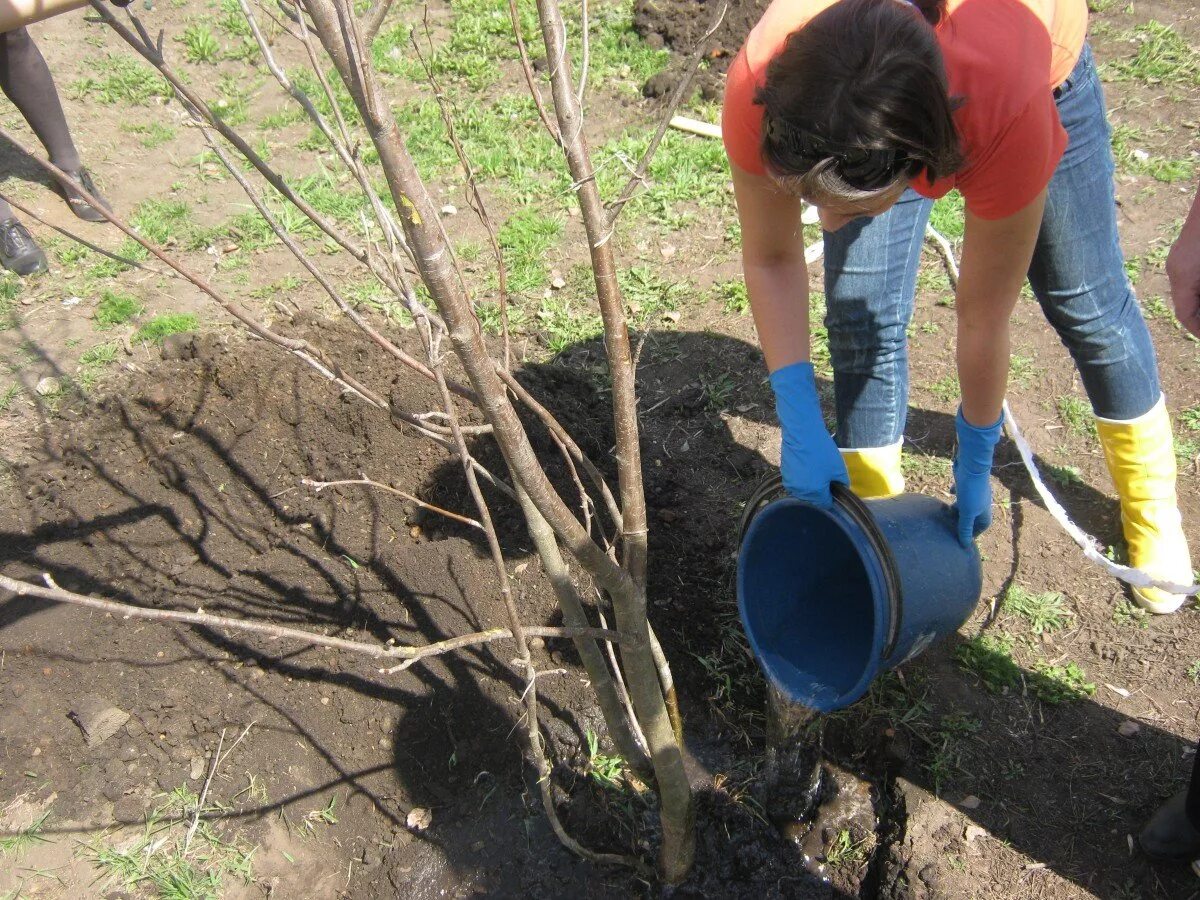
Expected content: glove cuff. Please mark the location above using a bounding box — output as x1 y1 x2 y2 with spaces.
768 360 816 393
955 406 1003 474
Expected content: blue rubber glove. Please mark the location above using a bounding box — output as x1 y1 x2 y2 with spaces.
769 361 849 508
952 406 1003 547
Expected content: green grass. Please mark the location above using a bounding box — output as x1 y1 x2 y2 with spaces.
133 313 199 345
1110 124 1195 183
72 56 173 104
1106 22 1200 86
1112 599 1149 629
584 729 627 791
217 0 252 38
929 373 960 403
1056 395 1095 438
824 828 869 871
1048 464 1083 487
181 22 220 64
536 297 603 353
1008 352 1036 386
956 633 1021 693
94 292 145 328
475 300 528 335
1186 660 1200 684
0 383 20 413
926 713 980 794
0 275 20 330
717 280 749 315
1001 585 1071 635
120 121 178 150
87 788 254 900
78 341 123 391
597 127 731 223
130 199 197 247
1180 404 1200 432
499 207 562 295
956 633 1094 702
929 191 965 240
89 239 150 280
619 265 688 328
1030 660 1095 703
0 809 50 856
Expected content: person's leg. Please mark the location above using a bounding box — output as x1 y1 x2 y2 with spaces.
1139 740 1200 861
0 28 81 172
0 28 109 222
1027 43 1191 613
821 188 932 497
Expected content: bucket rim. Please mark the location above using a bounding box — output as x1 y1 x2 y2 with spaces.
736 493 893 711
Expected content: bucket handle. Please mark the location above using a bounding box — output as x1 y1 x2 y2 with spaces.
737 474 905 660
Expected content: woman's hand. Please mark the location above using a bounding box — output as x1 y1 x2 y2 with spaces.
952 407 1003 546
1166 186 1200 340
770 362 848 508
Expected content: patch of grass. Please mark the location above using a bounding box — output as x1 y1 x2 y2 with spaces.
1106 22 1200 86
1056 395 1095 438
210 72 256 127
901 451 952 479
94 291 145 328
536 297 603 353
1009 352 1036 386
620 265 688 328
0 809 50 856
120 121 178 150
87 788 254 899
956 633 1020 693
1030 660 1095 703
929 373 960 403
1048 464 1083 487
130 198 196 247
926 713 980 794
1142 295 1173 320
72 56 173 104
1110 124 1195 183
181 22 220 63
1112 599 1149 629
77 341 122 392
0 275 20 330
584 730 627 792
217 0 252 38
1186 660 1200 684
301 795 339 833
133 313 199 345
0 382 20 413
597 126 731 221
89 239 149 280
499 207 562 295
475 300 528 335
1180 404 1200 432
1001 585 1071 635
824 828 869 871
717 279 749 314
929 191 965 240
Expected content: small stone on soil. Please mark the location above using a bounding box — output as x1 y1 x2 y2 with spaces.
960 795 981 810
69 695 130 748
1117 720 1141 737
406 807 432 832
35 377 61 397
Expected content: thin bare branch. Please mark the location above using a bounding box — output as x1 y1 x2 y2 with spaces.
0 573 623 665
302 474 484 530
506 0 562 147
605 3 727 226
412 19 515 370
0 192 175 279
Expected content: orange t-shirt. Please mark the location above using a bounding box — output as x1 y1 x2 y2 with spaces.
721 0 1088 220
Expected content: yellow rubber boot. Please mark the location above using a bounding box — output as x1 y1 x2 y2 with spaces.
1095 397 1194 614
840 439 905 500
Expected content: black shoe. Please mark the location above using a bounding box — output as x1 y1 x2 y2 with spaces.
0 218 48 276
1140 790 1200 861
55 167 111 223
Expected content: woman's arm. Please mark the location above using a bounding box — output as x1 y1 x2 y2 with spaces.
731 163 810 371
955 190 1048 425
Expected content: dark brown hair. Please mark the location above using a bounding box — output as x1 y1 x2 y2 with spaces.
755 0 964 205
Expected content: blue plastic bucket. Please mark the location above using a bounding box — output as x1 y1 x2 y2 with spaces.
737 477 982 712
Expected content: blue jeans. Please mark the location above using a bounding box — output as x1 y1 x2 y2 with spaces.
821 43 1161 448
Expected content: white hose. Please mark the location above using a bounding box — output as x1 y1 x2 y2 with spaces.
923 227 1200 597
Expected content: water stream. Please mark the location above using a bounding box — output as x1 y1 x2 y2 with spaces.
763 684 878 881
